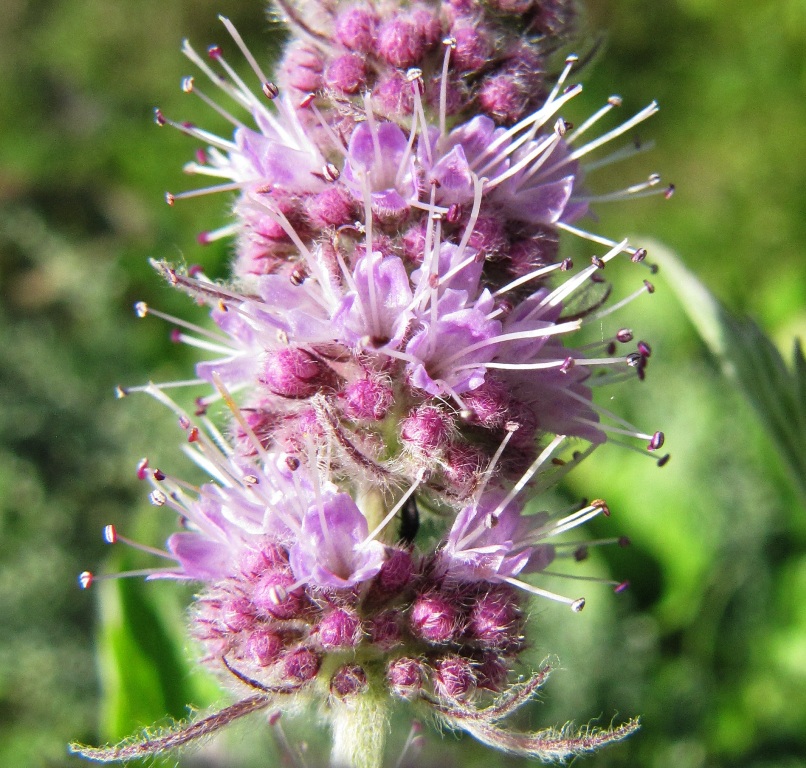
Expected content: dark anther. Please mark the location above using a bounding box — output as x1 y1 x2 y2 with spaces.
648 431 665 451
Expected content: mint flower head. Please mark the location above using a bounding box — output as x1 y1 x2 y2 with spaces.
74 2 671 765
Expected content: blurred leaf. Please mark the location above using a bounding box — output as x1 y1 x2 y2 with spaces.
652 241 806 505
98 569 219 767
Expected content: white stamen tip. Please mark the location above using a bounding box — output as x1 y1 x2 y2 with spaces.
134 301 149 318
571 597 586 612
78 571 93 590
103 525 118 544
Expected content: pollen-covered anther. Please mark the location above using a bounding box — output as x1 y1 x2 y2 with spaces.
631 248 648 263
134 301 149 318
648 431 665 451
322 163 340 182
591 498 610 517
78 571 94 590
149 490 167 506
136 458 149 480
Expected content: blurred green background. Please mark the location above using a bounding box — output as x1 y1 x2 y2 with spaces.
1 0 804 766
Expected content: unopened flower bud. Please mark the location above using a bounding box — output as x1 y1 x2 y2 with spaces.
318 607 363 649
410 593 458 643
330 664 369 697
434 655 477 700
387 657 426 698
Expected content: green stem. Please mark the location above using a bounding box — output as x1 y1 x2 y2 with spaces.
329 688 389 768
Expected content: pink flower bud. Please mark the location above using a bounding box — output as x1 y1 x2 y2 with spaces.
245 629 284 667
252 569 306 619
368 610 403 649
335 6 378 53
387 657 426 698
318 607 363 649
375 548 414 593
378 18 425 69
467 588 521 647
305 187 356 229
410 593 459 643
330 664 369 697
325 53 368 95
434 654 477 700
343 377 394 421
283 647 321 683
401 405 453 454
260 348 328 399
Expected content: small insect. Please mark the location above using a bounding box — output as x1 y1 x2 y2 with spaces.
399 496 420 544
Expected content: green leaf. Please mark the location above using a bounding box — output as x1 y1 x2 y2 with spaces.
651 240 806 504
97 561 219 767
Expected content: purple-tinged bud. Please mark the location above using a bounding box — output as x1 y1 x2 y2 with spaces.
305 187 356 229
378 18 426 69
283 647 321 684
238 544 288 576
387 657 426 698
375 548 414 593
245 629 284 667
450 22 493 73
252 569 305 619
368 610 403 649
442 444 485 495
318 607 363 649
467 215 509 258
221 595 257 633
476 653 508 692
467 588 521 647
260 348 328 399
324 53 368 95
372 72 415 117
488 0 533 12
335 6 378 53
401 220 429 263
343 377 395 421
330 664 369 698
410 593 459 643
280 42 324 92
477 74 528 125
409 4 443 47
401 405 453 454
434 655 477 700
461 377 511 428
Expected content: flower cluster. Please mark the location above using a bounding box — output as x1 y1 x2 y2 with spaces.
74 2 670 765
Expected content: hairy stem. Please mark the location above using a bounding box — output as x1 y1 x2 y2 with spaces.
329 687 389 768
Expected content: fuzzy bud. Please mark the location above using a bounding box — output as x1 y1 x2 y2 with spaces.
401 405 453 454
378 18 426 69
467 588 521 647
252 569 305 619
410 593 459 643
335 6 378 53
374 548 414 593
244 629 284 667
261 348 328 399
368 610 403 649
343 377 394 421
324 53 368 95
318 607 363 649
283 647 321 683
305 187 356 229
434 655 477 700
387 657 426 698
330 664 369 698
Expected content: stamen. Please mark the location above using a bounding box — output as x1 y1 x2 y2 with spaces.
565 95 622 144
504 576 585 611
103 525 175 560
